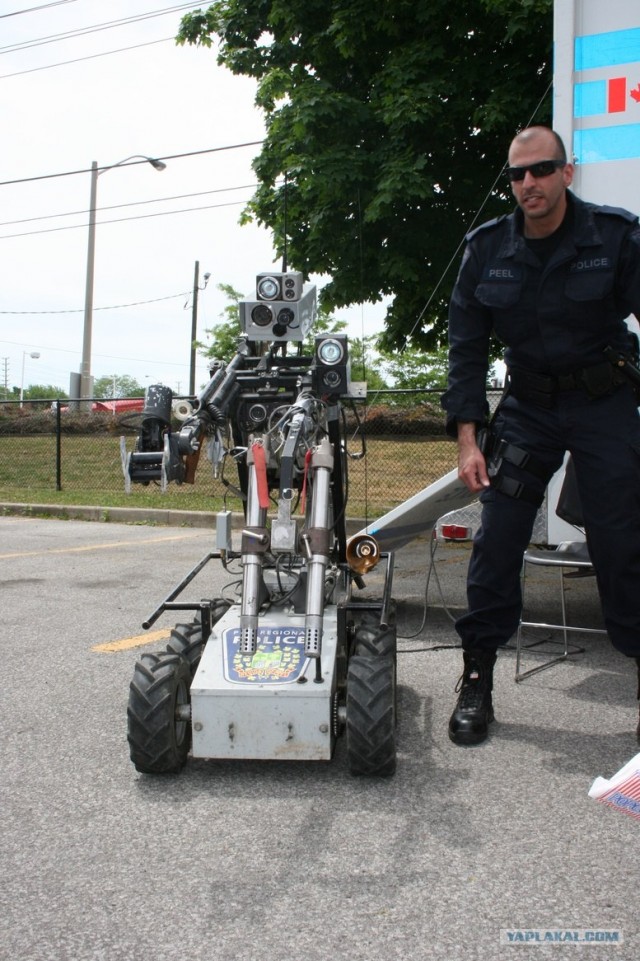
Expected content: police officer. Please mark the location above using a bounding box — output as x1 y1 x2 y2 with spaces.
442 126 640 746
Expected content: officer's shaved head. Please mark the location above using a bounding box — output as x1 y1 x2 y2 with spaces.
509 127 567 164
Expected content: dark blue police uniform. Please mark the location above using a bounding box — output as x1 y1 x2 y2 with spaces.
442 191 640 658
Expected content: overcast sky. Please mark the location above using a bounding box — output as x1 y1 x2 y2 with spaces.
1 0 384 398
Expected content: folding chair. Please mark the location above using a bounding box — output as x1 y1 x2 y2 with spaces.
515 540 607 682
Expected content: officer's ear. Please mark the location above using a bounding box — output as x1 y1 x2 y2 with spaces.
562 162 574 188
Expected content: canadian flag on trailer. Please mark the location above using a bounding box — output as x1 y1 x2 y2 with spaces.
553 0 640 207
574 75 640 115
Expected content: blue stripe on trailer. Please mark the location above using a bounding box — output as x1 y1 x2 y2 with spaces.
574 123 640 163
574 80 607 117
575 27 640 71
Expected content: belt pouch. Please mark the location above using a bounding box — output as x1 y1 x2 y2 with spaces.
581 362 616 398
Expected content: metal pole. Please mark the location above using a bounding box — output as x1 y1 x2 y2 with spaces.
78 156 165 409
19 351 27 408
189 260 199 395
80 161 98 407
20 350 40 407
56 400 62 491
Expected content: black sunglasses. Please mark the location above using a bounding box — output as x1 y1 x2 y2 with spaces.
506 159 565 182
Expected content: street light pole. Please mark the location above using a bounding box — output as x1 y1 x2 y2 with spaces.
80 161 98 405
20 350 40 407
80 155 166 406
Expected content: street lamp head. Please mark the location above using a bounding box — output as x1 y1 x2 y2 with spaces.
98 155 167 176
30 351 41 359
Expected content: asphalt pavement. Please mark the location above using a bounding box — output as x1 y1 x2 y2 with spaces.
1 514 638 961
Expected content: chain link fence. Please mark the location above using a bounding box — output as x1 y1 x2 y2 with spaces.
0 391 502 518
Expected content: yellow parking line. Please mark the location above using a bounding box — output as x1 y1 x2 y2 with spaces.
93 627 172 653
0 532 199 560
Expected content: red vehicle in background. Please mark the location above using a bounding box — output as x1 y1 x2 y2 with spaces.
92 399 144 414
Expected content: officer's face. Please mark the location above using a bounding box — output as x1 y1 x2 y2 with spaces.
508 133 574 236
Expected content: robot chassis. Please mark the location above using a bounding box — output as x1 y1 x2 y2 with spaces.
123 273 397 777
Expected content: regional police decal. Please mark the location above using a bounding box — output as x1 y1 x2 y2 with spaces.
223 626 308 684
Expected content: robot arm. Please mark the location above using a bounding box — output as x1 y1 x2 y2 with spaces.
123 347 248 489
177 349 246 456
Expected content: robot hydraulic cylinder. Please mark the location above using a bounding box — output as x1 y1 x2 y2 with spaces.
302 437 334 658
239 439 270 654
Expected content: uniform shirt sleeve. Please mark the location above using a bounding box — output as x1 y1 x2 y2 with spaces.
616 221 640 322
441 239 494 436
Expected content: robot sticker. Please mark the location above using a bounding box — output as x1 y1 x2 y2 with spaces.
223 626 309 684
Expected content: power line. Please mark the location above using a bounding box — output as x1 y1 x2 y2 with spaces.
0 34 173 80
0 197 252 240
0 3 197 53
0 291 193 315
0 0 80 19
0 183 257 228
0 142 264 187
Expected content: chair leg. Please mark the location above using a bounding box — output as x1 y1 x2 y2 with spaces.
515 560 527 680
558 567 570 660
515 563 571 683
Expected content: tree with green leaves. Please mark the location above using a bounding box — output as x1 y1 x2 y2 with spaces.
349 335 387 390
178 0 552 351
380 341 451 391
378 341 504 390
196 283 247 361
93 375 146 399
13 384 69 401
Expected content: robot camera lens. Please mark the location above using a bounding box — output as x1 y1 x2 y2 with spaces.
248 403 268 424
276 307 295 327
322 370 341 388
251 304 274 326
256 276 280 300
318 339 344 365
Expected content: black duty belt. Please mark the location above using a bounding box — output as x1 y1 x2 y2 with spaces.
507 361 622 407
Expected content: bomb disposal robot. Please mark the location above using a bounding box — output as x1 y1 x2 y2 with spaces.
122 272 398 776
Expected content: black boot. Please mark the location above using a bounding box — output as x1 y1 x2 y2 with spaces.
448 650 497 746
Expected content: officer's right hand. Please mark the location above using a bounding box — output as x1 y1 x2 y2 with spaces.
457 423 491 493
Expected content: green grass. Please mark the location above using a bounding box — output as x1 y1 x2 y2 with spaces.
0 433 458 519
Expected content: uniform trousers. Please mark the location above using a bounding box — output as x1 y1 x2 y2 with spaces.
456 381 640 658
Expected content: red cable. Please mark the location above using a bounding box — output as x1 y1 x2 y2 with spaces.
299 448 313 516
252 443 270 509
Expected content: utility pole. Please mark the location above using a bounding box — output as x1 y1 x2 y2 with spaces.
2 358 8 399
189 260 199 396
189 261 210 395
80 161 98 408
